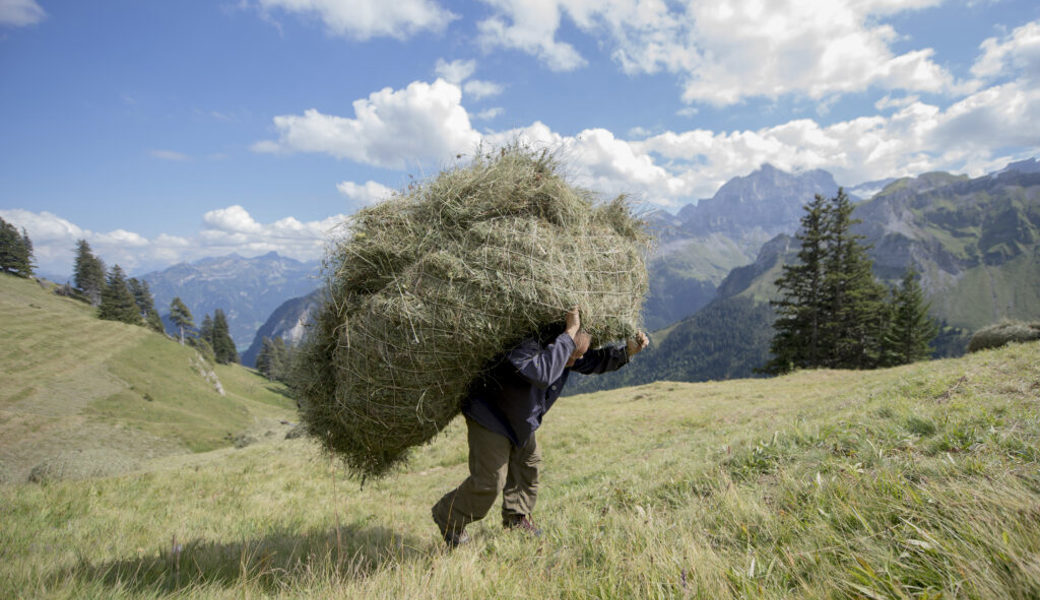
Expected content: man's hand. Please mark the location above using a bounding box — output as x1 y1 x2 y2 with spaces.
626 331 649 357
565 306 581 339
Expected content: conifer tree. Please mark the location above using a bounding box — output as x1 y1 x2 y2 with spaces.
0 217 34 277
211 309 238 364
199 314 214 346
73 240 105 305
881 268 939 366
766 193 829 373
257 336 292 381
128 278 164 334
99 265 142 324
256 336 276 378
766 189 888 373
169 297 194 344
820 189 887 369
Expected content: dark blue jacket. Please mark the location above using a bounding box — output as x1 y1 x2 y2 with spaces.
462 333 630 447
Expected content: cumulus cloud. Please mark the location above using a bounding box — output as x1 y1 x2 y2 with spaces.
972 20 1040 82
337 180 394 205
476 0 952 105
256 0 456 40
0 206 347 278
0 0 46 26
434 58 476 84
477 0 587 71
252 79 482 169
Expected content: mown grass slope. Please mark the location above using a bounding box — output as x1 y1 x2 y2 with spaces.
0 275 295 483
2 330 1038 598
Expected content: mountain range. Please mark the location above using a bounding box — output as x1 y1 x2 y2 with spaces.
569 159 1040 393
142 252 320 351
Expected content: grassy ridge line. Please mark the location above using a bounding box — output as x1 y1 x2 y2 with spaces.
0 275 295 483
2 340 1038 598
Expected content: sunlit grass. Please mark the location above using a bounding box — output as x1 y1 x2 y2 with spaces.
2 337 1039 598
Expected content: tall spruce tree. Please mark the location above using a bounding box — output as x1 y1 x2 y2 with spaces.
73 240 105 305
128 278 164 334
257 336 291 381
199 314 214 346
881 268 939 366
766 193 829 373
169 297 194 344
99 265 142 324
821 189 888 369
0 217 34 277
211 309 238 364
766 189 888 374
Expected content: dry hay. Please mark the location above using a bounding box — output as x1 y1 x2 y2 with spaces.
294 145 651 477
967 320 1040 353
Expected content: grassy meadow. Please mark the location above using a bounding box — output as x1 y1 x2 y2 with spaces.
3 316 1039 598
0 274 296 483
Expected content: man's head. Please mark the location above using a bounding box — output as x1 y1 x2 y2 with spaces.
567 330 592 367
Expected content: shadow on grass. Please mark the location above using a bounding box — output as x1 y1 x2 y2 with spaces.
55 521 430 594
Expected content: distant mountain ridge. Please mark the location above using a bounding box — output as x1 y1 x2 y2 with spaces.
241 288 324 367
643 164 842 329
143 252 320 352
570 158 1040 393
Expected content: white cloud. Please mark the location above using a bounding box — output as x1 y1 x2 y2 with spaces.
337 180 394 205
256 0 456 40
252 79 482 169
0 0 45 26
0 206 348 277
972 20 1040 82
150 149 191 161
874 94 920 111
462 79 504 100
477 0 587 71
477 0 952 105
203 205 263 234
475 107 504 120
434 58 476 84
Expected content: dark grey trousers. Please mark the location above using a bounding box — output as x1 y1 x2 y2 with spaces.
432 418 541 534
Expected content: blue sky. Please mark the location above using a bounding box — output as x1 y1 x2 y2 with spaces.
1 0 1038 278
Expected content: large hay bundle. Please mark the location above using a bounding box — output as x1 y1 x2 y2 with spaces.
967 320 1040 353
295 146 650 477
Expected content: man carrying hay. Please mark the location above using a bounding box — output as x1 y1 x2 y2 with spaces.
432 307 649 547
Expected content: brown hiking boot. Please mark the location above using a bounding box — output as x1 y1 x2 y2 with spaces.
432 508 470 548
503 514 542 537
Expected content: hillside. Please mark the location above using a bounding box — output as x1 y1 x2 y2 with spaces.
2 335 1038 598
0 275 296 484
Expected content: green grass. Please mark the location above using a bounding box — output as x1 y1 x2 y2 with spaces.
0 275 295 482
3 332 1039 598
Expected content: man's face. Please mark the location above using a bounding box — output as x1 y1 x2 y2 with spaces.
566 332 592 367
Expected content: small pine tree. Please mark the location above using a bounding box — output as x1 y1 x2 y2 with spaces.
127 278 164 333
0 217 34 277
882 268 939 366
199 314 214 347
169 297 195 344
256 336 275 378
211 309 238 364
73 240 105 306
20 228 35 277
99 265 142 324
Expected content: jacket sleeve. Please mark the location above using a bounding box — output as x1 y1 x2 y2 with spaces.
507 333 576 389
571 345 629 375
